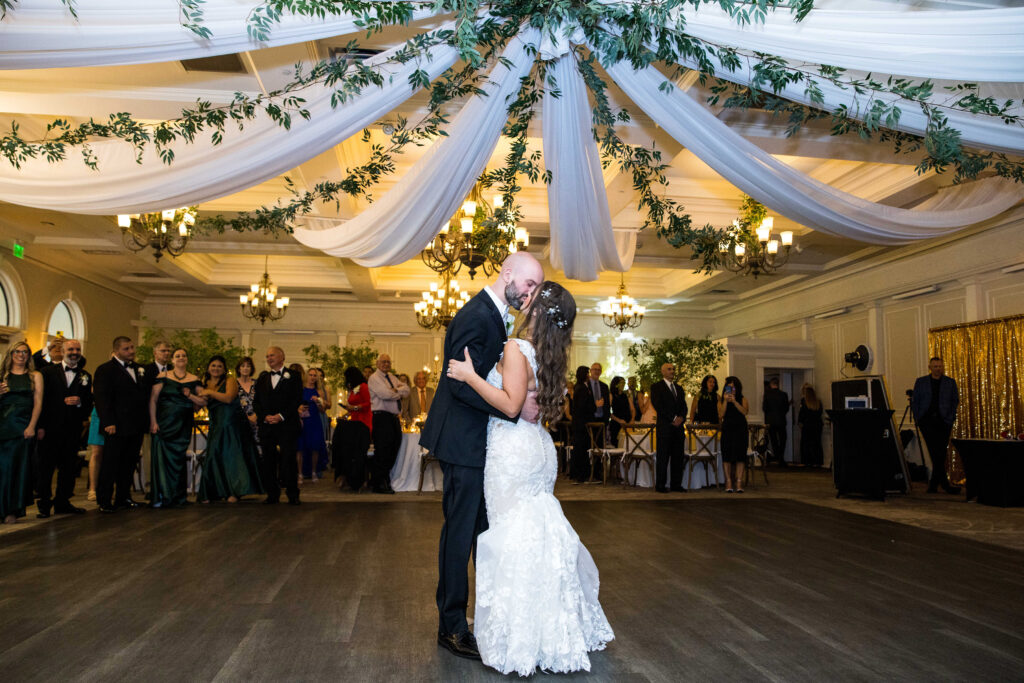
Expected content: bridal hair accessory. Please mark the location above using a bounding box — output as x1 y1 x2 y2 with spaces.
538 286 570 329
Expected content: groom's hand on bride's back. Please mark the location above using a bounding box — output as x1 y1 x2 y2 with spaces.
521 390 540 424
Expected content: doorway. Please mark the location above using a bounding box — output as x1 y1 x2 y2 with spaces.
762 367 810 464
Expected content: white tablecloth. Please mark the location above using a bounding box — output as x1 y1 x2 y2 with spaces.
389 432 442 492
620 431 723 489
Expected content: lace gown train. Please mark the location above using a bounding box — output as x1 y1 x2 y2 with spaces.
475 339 614 676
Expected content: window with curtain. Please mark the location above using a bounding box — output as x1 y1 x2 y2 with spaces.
47 300 74 338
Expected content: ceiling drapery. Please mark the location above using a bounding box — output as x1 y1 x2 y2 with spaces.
0 1 1021 280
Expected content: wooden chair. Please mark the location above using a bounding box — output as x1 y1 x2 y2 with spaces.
554 420 573 475
622 423 656 487
418 449 439 492
744 423 771 489
585 422 624 484
684 422 721 490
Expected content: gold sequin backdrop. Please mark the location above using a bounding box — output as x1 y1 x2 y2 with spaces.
928 314 1024 480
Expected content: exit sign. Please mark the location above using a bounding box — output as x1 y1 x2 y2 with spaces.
12 243 24 259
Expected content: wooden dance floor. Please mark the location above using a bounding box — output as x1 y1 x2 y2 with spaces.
1 498 1022 681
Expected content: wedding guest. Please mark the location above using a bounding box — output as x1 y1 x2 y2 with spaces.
762 377 790 466
86 407 103 501
912 356 961 494
93 336 149 513
569 365 595 483
35 339 92 517
688 374 720 425
638 386 657 423
797 383 824 467
367 353 408 494
297 364 329 483
362 365 374 381
608 376 633 447
32 337 63 369
309 367 331 448
197 355 263 503
142 340 172 392
235 356 259 448
651 362 687 493
404 371 434 422
149 348 204 509
587 362 611 437
0 342 43 524
254 347 303 505
334 366 372 491
627 376 642 423
719 376 749 493
397 373 412 424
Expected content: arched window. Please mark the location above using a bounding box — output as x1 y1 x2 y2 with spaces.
48 301 75 338
0 280 8 327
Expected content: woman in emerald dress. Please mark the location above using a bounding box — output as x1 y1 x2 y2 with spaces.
148 348 205 508
196 355 263 503
0 341 43 523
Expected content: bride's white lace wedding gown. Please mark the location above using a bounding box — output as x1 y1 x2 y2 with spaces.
474 339 614 676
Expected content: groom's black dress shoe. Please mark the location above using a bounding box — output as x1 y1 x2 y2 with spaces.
437 630 481 660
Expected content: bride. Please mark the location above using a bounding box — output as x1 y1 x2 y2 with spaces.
447 281 614 676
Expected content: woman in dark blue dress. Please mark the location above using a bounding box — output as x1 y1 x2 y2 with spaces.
296 365 328 483
197 355 263 503
148 348 205 508
0 342 43 524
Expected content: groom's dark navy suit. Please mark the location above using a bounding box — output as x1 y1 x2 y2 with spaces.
421 289 515 637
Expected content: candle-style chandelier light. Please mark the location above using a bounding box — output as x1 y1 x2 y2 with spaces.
719 216 794 278
240 256 290 325
421 182 529 280
600 276 646 332
414 270 470 330
116 208 195 261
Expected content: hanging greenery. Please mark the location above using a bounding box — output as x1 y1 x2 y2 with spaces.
1 0 1021 270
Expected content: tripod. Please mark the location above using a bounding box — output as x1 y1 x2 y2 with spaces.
897 394 928 487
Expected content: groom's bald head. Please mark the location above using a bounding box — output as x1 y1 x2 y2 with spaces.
495 252 544 311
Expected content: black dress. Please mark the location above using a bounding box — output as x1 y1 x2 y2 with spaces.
693 393 719 424
720 400 748 464
609 391 632 446
798 399 824 466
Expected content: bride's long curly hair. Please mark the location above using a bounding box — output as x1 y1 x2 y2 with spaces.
512 281 576 425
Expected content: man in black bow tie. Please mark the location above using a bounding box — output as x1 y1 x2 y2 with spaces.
254 346 304 505
93 336 149 512
36 339 92 517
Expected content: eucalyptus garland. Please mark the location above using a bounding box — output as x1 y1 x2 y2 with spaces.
1 0 1021 272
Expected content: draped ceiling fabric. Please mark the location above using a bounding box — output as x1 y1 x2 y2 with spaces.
0 2 1022 277
604 59 1024 244
0 30 459 214
0 0 439 69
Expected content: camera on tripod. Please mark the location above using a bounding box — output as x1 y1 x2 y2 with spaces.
905 389 913 398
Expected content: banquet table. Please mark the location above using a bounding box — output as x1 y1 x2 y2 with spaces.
952 438 1024 507
388 431 441 492
619 427 723 489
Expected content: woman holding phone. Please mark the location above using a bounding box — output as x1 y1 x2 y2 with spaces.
718 376 749 493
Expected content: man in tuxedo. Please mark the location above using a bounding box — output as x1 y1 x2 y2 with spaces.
586 362 611 478
912 356 961 494
650 362 688 493
35 339 92 517
254 346 304 505
93 336 149 512
368 354 409 494
403 371 434 423
142 341 172 392
421 252 543 660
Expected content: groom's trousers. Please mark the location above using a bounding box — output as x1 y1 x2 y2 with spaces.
437 460 488 635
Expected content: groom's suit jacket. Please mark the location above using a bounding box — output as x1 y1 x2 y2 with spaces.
420 290 516 467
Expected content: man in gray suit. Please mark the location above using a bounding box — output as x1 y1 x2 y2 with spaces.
911 356 961 494
404 371 435 422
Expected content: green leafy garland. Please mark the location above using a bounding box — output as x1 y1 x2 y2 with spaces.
1 0 1021 271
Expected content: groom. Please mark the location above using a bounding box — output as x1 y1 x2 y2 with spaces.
421 252 544 660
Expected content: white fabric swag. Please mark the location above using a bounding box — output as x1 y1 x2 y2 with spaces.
0 0 439 69
543 53 627 280
292 28 542 267
678 5 1024 83
605 59 1023 245
0 32 459 214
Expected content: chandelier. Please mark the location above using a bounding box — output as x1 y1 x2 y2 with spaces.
421 182 529 280
414 270 470 330
719 216 794 278
240 256 290 325
116 208 195 261
600 276 645 332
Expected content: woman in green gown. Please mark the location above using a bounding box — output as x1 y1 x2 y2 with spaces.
148 348 205 508
196 355 263 503
0 341 43 523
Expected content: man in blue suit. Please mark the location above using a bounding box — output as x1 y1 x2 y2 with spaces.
420 252 543 660
911 356 961 494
